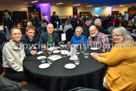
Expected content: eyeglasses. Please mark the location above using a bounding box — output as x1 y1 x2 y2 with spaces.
76 31 82 33
112 34 122 37
89 29 96 32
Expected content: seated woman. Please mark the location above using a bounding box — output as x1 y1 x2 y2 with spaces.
91 27 136 91
2 27 27 82
126 20 136 33
64 19 73 33
70 26 87 45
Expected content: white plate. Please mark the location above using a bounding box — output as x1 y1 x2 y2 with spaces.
61 50 68 54
37 56 46 60
90 48 98 50
53 50 60 53
64 63 76 69
37 51 43 54
47 47 55 51
39 63 50 69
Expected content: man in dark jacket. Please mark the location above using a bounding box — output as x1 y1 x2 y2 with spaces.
31 12 40 39
40 23 59 47
82 19 92 38
31 12 39 28
50 11 60 28
21 26 40 56
94 18 108 34
2 10 14 30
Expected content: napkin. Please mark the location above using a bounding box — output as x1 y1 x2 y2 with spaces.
48 55 62 61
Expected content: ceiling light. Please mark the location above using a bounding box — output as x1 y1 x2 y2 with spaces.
119 5 124 7
86 5 93 7
31 0 38 3
56 3 63 5
73 4 80 7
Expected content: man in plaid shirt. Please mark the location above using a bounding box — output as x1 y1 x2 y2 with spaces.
88 25 110 52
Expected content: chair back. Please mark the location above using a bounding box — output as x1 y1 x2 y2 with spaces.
65 28 74 43
68 87 99 91
0 64 4 76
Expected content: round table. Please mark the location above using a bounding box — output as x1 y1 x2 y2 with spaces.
23 50 106 91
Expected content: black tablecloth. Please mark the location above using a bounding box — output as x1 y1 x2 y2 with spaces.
23 50 106 91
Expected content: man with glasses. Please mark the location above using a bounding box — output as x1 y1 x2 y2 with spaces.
88 25 110 52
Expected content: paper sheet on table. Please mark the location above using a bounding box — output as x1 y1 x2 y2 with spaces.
48 55 62 61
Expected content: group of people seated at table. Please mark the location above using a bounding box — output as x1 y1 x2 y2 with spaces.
1 21 136 90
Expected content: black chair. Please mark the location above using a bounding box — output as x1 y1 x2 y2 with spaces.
0 75 22 91
65 28 74 43
0 47 3 64
68 87 99 91
0 64 5 76
21 82 45 91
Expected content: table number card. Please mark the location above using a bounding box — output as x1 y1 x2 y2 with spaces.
71 45 76 58
61 33 66 41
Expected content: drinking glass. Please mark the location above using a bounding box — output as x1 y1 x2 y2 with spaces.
84 51 89 58
47 58 53 64
40 58 46 63
74 58 80 65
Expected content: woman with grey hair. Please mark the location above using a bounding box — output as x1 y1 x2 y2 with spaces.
112 27 134 44
91 27 136 91
70 26 87 45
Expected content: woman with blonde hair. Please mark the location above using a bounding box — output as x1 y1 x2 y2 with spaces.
64 19 73 33
91 27 136 91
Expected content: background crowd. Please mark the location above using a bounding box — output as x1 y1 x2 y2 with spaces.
0 9 136 91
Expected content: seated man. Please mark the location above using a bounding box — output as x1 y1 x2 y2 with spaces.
40 23 59 47
88 25 110 52
21 26 40 56
94 18 108 34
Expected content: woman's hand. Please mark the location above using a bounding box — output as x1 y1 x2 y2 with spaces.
91 53 100 59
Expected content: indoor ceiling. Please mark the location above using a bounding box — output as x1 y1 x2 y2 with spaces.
0 0 136 7
67 0 136 5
